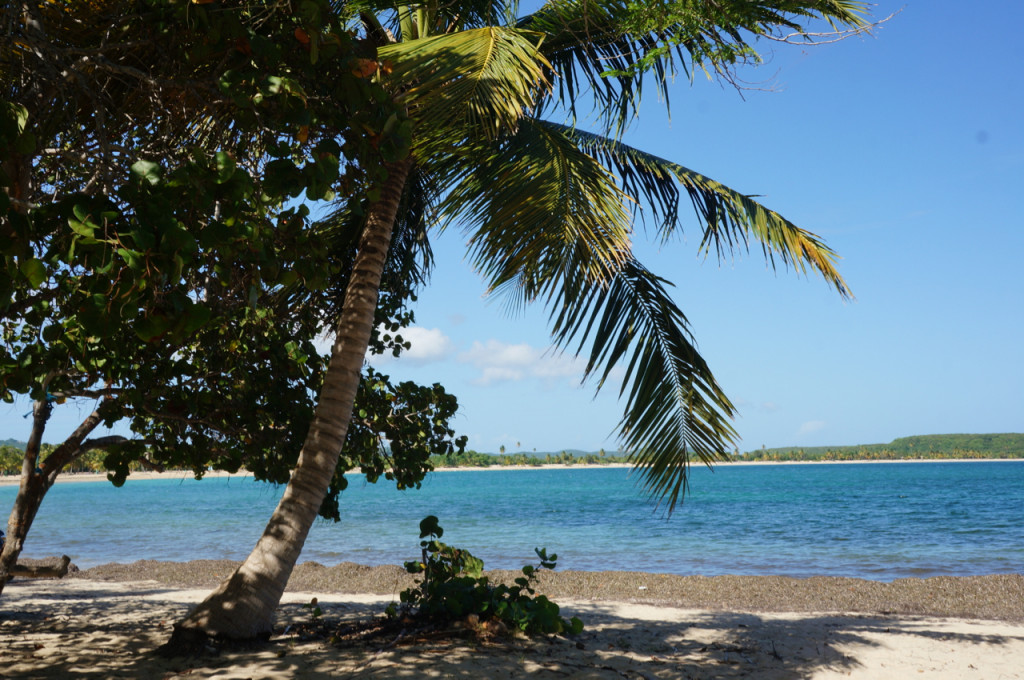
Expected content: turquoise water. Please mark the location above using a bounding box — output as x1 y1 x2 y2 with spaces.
3 462 1022 580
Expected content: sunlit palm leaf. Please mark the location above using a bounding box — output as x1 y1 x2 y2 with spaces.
435 117 632 310
378 27 551 141
550 258 737 512
546 121 852 299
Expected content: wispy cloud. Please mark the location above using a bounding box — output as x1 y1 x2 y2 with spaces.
458 340 584 386
797 420 826 436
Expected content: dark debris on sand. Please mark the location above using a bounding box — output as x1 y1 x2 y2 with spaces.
71 560 1024 622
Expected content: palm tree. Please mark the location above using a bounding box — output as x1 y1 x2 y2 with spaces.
174 0 868 640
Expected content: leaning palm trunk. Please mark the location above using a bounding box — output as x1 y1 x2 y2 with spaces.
171 159 413 641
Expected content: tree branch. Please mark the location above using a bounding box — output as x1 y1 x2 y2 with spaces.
762 11 899 45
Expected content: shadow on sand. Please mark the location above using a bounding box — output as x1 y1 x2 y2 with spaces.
2 581 1023 679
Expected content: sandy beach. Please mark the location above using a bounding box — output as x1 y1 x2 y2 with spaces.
1 561 1021 679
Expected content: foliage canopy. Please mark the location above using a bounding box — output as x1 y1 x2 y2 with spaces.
0 0 462 529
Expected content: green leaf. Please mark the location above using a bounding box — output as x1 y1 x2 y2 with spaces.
9 101 28 133
135 314 170 342
555 122 852 299
116 247 144 269
265 75 284 94
41 323 62 342
67 218 96 241
179 302 212 336
379 27 550 143
131 159 162 186
214 151 236 184
419 515 442 539
264 159 305 199
440 119 631 310
19 258 45 288
569 617 584 635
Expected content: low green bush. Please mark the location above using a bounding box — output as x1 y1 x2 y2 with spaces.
388 515 583 636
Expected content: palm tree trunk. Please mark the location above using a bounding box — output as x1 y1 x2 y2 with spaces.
170 158 413 642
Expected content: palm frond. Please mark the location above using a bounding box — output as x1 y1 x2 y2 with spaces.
519 0 667 134
349 0 515 38
520 0 870 134
550 258 737 512
378 26 551 142
544 120 852 299
434 117 632 311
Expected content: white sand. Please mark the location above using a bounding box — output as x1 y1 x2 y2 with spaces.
1 578 1022 679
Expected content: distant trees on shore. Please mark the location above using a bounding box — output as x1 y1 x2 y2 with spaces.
736 447 1023 462
4 433 1022 476
0 444 112 476
738 433 1024 462
427 443 1022 469
429 449 635 468
430 433 1024 468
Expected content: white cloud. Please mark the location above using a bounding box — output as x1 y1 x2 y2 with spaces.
797 420 826 435
461 339 534 367
395 327 456 363
315 326 456 366
370 326 456 365
459 340 584 386
479 366 524 383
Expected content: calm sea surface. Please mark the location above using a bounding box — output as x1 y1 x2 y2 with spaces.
3 462 1022 581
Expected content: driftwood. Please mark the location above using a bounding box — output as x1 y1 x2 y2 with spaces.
10 555 72 579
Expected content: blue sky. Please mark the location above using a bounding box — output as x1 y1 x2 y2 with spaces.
363 0 1024 453
4 0 1022 454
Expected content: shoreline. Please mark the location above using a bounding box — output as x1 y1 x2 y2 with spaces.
2 457 1021 486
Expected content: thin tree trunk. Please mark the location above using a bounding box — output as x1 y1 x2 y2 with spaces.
0 406 104 594
170 158 413 641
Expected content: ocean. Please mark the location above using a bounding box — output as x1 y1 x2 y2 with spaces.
3 462 1022 581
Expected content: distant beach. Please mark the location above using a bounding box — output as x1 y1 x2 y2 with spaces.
3 456 1021 487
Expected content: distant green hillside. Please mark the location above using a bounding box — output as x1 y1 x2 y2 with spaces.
886 433 1024 456
743 433 1024 461
1 438 24 450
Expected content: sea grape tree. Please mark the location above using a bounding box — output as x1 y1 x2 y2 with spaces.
0 0 461 591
